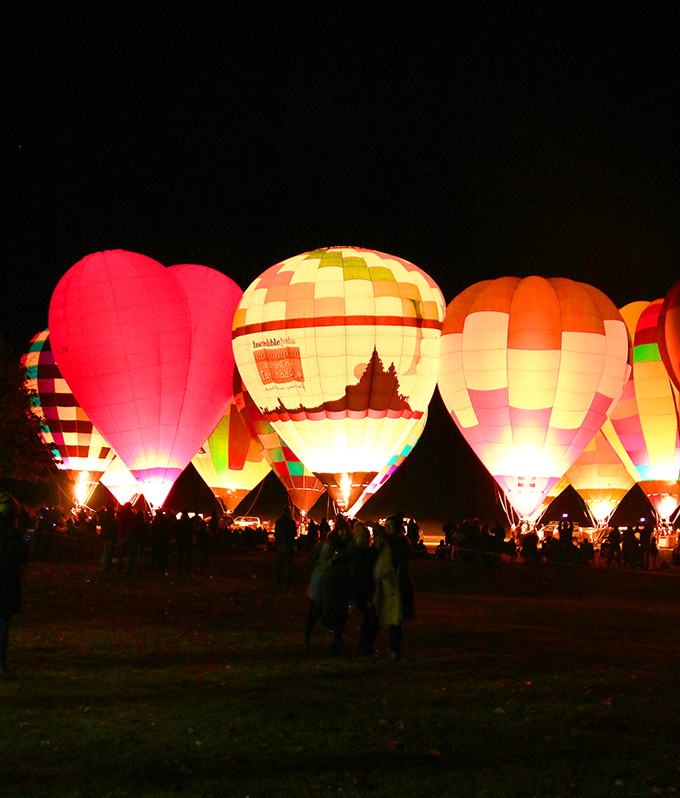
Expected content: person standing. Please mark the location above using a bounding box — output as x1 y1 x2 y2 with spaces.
373 515 414 660
348 521 380 655
0 493 28 676
274 505 297 589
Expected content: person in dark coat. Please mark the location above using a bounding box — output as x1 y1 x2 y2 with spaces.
304 517 352 654
274 505 298 588
372 515 414 660
0 493 28 675
348 521 380 655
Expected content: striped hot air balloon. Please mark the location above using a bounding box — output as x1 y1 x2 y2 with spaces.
437 276 632 520
602 300 680 521
232 247 445 512
21 329 116 505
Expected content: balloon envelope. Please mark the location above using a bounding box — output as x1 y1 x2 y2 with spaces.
232 247 445 511
21 329 116 496
602 300 680 520
347 411 428 517
192 405 271 512
232 373 325 513
565 426 635 525
658 280 680 393
49 251 242 507
437 276 631 519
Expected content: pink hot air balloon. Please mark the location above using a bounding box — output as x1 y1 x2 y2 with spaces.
49 250 242 507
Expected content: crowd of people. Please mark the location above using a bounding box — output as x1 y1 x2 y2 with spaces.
295 510 415 661
4 493 680 676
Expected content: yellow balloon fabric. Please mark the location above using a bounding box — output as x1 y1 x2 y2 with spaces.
192 406 270 512
601 300 680 520
565 426 634 525
232 247 445 511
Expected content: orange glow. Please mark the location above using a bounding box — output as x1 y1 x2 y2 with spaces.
438 277 631 519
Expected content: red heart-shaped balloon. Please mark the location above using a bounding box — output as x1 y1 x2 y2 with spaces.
49 250 242 505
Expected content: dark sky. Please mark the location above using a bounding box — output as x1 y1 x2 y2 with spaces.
5 7 680 522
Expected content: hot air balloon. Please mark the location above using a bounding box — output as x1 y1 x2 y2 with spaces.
192 405 271 512
601 300 680 521
437 276 632 520
232 373 325 514
21 329 116 505
48 251 242 507
564 425 635 527
347 411 428 517
658 280 680 393
232 247 445 511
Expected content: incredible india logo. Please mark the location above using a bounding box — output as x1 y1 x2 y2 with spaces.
252 338 305 387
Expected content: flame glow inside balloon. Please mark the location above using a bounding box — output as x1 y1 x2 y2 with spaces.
437 276 631 519
565 426 634 525
347 411 428 517
232 247 445 511
49 251 241 507
100 457 139 507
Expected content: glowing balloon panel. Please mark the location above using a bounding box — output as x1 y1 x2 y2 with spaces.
232 247 445 509
21 330 115 476
192 406 271 512
100 456 140 506
232 375 325 513
658 280 680 393
565 427 634 524
603 301 680 519
48 251 242 506
437 276 631 518
347 411 427 516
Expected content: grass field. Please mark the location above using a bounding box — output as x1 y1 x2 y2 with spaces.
3 553 680 797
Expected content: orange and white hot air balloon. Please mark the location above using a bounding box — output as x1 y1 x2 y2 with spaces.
437 276 632 520
232 247 445 512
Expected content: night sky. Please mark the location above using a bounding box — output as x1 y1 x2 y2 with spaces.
6 7 680 523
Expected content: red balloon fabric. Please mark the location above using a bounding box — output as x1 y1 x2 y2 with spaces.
658 280 680 393
49 250 242 506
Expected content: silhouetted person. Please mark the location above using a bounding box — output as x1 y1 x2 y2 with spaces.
640 521 654 569
606 525 622 567
274 505 297 589
0 493 27 676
